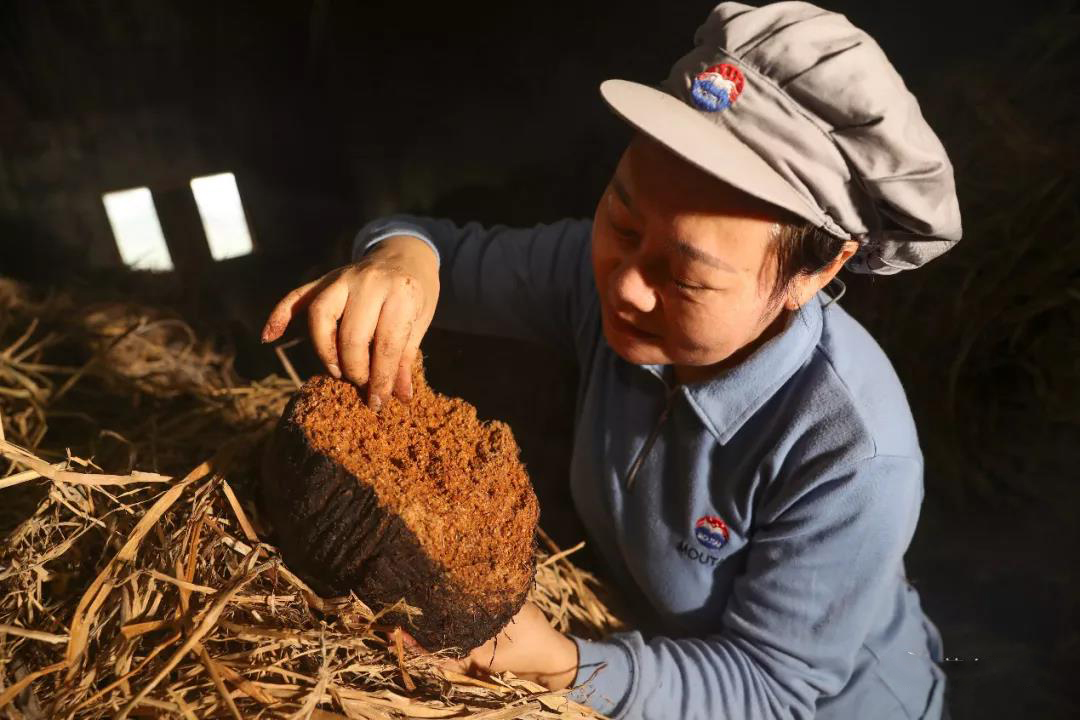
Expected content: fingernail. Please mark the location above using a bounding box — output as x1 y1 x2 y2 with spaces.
402 384 413 403
369 394 382 413
327 363 341 379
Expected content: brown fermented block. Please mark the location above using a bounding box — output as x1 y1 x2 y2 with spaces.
261 370 539 653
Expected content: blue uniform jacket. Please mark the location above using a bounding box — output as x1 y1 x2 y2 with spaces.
354 215 947 720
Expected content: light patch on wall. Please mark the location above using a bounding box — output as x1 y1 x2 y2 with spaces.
102 187 174 271
190 173 254 260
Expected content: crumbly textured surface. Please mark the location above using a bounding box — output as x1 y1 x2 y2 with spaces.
263 365 538 650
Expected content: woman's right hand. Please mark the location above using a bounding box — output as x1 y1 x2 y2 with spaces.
260 235 440 410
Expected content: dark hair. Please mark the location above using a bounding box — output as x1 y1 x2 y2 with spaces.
764 217 849 307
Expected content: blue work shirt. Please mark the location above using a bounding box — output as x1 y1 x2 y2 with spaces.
355 216 947 720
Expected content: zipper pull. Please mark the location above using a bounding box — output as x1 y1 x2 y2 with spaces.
625 388 677 491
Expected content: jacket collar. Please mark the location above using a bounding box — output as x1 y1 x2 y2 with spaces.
640 295 824 444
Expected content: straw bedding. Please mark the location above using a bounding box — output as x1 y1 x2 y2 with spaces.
0 278 623 719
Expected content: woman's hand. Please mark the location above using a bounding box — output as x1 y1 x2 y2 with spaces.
440 602 579 691
261 235 440 409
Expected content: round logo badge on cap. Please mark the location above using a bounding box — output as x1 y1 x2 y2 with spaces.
694 514 730 550
690 63 745 113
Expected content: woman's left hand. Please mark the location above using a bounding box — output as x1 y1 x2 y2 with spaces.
403 602 579 691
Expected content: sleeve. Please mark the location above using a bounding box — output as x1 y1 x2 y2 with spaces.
567 455 924 720
353 214 596 353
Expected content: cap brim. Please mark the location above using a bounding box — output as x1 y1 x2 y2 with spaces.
599 79 824 228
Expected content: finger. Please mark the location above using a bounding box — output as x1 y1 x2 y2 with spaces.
392 334 422 402
391 627 424 652
436 656 471 675
466 636 500 673
337 287 384 387
368 293 414 411
306 282 349 378
261 278 321 342
399 631 423 652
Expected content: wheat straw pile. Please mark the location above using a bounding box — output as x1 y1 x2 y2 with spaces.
0 278 622 719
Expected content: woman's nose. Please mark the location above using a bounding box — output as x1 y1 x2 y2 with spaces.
610 261 657 315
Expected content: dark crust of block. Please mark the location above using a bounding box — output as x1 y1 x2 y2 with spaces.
260 394 533 654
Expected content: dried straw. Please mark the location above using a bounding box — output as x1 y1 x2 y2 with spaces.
0 278 621 719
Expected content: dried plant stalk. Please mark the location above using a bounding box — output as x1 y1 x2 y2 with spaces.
0 281 618 719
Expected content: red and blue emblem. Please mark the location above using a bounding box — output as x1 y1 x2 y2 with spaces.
694 515 730 550
690 63 745 113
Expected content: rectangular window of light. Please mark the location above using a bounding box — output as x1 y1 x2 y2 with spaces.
102 187 174 271
190 172 254 260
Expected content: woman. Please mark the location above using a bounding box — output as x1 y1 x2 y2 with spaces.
262 3 960 718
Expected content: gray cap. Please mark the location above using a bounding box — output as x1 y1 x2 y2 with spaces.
600 1 962 274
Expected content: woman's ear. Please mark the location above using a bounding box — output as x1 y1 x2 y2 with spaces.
786 241 860 310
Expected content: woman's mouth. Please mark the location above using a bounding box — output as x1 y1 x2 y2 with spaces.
607 312 660 342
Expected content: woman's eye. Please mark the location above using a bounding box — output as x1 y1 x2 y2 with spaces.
674 279 704 291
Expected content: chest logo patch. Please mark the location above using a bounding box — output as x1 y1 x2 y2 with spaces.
695 515 730 550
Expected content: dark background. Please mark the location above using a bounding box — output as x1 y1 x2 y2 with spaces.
1 1 1076 718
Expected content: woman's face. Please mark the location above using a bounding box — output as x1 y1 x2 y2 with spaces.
592 134 787 375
